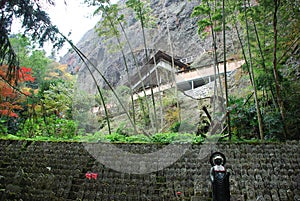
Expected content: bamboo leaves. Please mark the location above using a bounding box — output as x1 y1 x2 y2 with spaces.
192 0 300 139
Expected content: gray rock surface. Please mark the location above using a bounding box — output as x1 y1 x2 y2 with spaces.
60 0 238 93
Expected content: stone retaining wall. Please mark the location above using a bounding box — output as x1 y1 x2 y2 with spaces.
0 140 299 201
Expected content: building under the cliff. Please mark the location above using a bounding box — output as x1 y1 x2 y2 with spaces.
127 50 245 98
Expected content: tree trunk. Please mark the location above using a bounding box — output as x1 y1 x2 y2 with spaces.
64 39 137 134
272 0 287 139
118 10 152 133
247 0 277 108
103 8 137 133
206 1 225 134
165 2 181 123
136 1 158 132
222 0 231 139
243 0 264 140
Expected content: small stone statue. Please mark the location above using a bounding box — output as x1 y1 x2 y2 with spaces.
210 152 230 201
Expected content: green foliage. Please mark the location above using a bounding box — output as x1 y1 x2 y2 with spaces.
263 109 283 140
172 133 197 142
194 135 205 144
1 0 65 81
281 78 300 139
125 0 155 28
17 115 78 139
115 122 129 136
137 97 150 127
169 121 196 133
162 95 177 107
73 90 102 134
2 0 299 143
10 34 52 87
192 0 222 38
254 68 275 90
4 35 75 138
229 96 259 139
97 86 131 113
125 134 150 143
165 107 179 126
169 122 181 133
9 34 31 62
94 3 125 52
163 92 180 127
30 131 204 144
105 133 127 142
0 134 20 140
41 80 74 119
192 4 211 16
192 0 300 140
150 132 178 143
150 133 197 143
26 50 51 86
0 119 8 135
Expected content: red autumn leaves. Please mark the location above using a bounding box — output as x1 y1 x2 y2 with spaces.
18 67 35 83
0 65 35 118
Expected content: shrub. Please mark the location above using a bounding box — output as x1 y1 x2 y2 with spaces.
173 133 195 142
150 133 178 143
0 119 8 135
169 122 181 132
151 132 204 143
263 109 283 140
105 133 126 142
126 134 150 143
17 116 78 139
162 95 177 107
169 121 196 133
229 96 259 139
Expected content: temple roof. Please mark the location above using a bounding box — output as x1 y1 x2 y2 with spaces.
147 50 189 70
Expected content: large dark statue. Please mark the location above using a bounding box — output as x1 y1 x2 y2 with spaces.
210 152 230 201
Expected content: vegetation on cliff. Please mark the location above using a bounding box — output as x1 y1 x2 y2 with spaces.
0 0 299 142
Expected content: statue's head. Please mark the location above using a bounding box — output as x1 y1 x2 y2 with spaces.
213 155 223 166
210 152 226 166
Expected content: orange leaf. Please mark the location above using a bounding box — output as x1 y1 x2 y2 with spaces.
0 110 19 118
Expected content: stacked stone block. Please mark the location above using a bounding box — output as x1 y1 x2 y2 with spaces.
0 140 299 200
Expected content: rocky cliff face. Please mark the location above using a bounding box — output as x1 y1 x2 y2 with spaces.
60 0 237 93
